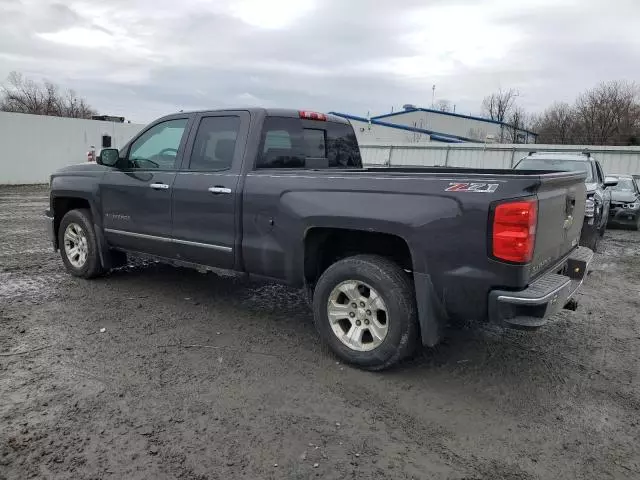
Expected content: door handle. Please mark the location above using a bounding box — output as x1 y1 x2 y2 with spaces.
150 183 170 190
208 186 232 194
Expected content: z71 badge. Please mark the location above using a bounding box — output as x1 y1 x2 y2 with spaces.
445 182 499 193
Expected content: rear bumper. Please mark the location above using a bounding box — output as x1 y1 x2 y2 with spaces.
488 247 594 329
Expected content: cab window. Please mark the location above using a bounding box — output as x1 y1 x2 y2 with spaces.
189 116 241 171
256 117 361 169
126 119 188 170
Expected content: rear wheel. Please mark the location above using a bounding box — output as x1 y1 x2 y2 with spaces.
312 255 418 370
58 209 104 278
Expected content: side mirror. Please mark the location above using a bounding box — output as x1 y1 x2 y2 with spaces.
98 148 119 166
604 177 618 188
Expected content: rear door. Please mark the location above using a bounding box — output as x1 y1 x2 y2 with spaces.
102 116 192 258
171 111 250 269
242 115 362 280
531 174 586 276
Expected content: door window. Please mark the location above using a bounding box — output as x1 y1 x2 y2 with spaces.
189 116 241 171
127 119 188 170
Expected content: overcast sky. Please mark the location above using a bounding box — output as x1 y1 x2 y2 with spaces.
1 0 639 123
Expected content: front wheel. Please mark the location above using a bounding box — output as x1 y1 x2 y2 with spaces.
580 228 600 252
58 209 104 278
312 255 419 370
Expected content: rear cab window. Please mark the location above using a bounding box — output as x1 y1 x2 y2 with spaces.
256 116 361 169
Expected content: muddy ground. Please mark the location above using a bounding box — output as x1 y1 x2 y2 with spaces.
1 185 639 480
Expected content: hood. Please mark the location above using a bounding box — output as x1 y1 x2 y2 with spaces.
52 162 109 176
611 191 639 203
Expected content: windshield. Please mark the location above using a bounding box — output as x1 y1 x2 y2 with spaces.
612 178 636 192
515 158 593 182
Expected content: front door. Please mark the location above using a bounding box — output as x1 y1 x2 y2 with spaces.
102 116 191 258
171 112 249 269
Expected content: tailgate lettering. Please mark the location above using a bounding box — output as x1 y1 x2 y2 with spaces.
446 183 499 193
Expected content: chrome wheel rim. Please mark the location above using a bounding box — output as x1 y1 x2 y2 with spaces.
64 223 89 269
327 280 389 352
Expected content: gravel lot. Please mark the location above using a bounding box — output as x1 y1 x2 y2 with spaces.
1 185 639 480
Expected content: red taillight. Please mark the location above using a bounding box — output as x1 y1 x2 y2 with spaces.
299 110 327 121
492 199 537 263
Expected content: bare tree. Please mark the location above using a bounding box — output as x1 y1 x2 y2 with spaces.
532 102 577 144
503 106 533 143
435 99 452 113
0 71 97 119
481 88 518 123
573 81 639 145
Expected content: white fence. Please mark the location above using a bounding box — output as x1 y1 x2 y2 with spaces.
0 111 144 184
360 143 640 175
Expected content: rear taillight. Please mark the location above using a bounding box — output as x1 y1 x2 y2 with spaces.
492 199 537 263
584 196 595 217
299 110 327 121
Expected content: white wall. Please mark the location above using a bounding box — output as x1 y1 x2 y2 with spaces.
0 111 144 184
359 142 640 175
374 110 536 143
348 118 431 144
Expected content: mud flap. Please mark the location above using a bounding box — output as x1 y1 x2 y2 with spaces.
413 272 446 347
94 222 112 270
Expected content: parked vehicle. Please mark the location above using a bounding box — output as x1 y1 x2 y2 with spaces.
46 108 593 370
514 152 617 251
607 175 640 230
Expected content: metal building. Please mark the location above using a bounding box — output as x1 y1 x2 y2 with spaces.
329 112 471 145
371 105 538 144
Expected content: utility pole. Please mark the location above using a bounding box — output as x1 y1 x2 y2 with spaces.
431 85 436 108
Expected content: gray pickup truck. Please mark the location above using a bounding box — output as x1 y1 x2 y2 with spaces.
47 108 593 370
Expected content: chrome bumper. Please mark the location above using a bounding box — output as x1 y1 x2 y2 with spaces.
488 247 594 329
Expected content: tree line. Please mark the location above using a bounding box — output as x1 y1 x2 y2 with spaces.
0 71 96 119
481 81 640 145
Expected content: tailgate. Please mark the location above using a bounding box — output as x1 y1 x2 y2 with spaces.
532 175 586 276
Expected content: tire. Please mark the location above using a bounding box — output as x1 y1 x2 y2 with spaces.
312 255 418 370
580 229 600 252
58 209 104 279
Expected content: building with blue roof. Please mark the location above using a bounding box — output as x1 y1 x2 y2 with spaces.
330 105 538 145
373 105 538 144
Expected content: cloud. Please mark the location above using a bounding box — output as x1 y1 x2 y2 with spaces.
0 0 638 123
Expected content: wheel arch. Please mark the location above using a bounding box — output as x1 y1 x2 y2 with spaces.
303 227 413 287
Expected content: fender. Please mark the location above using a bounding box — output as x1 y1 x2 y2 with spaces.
50 168 111 269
